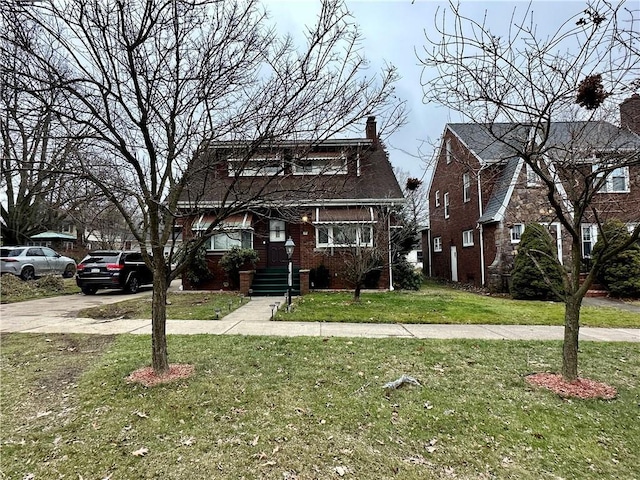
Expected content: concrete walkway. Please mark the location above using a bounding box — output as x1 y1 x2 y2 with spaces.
1 292 639 342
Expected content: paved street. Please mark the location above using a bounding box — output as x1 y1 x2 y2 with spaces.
1 289 639 342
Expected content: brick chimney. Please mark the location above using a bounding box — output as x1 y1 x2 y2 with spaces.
620 93 640 134
365 116 377 142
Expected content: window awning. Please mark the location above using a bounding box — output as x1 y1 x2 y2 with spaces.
192 213 253 231
312 207 375 224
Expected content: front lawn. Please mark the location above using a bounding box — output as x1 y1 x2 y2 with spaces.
277 285 640 327
77 291 246 320
1 333 638 479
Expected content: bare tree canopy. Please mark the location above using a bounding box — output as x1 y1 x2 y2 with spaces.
0 13 97 244
420 0 640 381
1 0 406 373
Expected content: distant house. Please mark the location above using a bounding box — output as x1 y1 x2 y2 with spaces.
424 95 640 292
29 231 77 252
177 117 405 294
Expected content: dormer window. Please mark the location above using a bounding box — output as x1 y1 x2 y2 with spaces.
228 155 282 176
293 152 347 175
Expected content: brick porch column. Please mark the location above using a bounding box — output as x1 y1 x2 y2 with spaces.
239 270 255 295
299 269 310 295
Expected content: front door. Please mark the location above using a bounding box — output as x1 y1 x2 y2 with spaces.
450 246 458 282
267 219 288 267
546 223 563 265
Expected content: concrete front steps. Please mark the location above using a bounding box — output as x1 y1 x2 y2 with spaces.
250 267 301 297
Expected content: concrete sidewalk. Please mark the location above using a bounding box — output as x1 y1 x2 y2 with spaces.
1 294 639 342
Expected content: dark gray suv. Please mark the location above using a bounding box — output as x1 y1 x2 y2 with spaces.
75 251 153 294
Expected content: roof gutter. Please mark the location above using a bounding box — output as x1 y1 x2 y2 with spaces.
177 198 406 209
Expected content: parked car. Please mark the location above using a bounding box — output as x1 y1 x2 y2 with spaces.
0 246 76 280
76 251 153 295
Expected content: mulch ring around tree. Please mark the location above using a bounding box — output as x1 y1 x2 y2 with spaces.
526 372 617 400
126 364 195 387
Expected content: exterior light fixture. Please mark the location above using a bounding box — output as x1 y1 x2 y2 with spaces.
285 236 295 259
284 237 295 310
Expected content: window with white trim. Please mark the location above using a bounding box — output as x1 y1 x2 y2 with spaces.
463 173 471 203
228 156 282 176
433 237 442 252
592 164 630 193
444 192 450 219
510 224 524 243
581 224 598 258
293 154 347 175
462 229 474 247
206 230 253 251
435 190 440 207
526 163 543 187
269 220 285 242
445 139 452 164
316 225 373 248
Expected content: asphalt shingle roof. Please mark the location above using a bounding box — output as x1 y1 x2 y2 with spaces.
179 140 404 207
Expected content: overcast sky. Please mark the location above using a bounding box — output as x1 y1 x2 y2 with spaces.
264 0 607 181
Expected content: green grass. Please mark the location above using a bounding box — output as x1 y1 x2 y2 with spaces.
0 275 80 303
1 333 639 479
78 292 246 320
276 285 640 327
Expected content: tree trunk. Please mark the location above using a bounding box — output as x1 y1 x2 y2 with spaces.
151 251 169 375
353 282 362 302
562 293 582 382
561 240 587 382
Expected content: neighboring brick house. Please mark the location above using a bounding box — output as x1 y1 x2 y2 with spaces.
177 117 404 294
424 95 640 292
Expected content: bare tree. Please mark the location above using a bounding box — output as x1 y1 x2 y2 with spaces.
2 0 405 374
420 0 640 380
394 168 429 229
0 12 94 245
329 207 392 302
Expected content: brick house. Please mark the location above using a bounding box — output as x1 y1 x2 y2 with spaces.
424 95 640 292
177 117 404 294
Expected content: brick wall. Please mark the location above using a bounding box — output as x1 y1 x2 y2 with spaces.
428 129 485 286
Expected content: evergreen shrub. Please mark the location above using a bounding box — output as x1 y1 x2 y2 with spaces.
219 247 259 288
592 220 640 298
392 258 423 291
511 223 564 301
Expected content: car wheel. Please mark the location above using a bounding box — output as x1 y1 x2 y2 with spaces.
81 287 97 295
20 267 35 281
125 275 140 294
63 264 76 278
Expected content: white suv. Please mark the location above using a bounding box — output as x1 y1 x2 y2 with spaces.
0 246 77 280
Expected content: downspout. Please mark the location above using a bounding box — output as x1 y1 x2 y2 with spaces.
428 228 432 277
477 168 486 286
388 207 394 291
